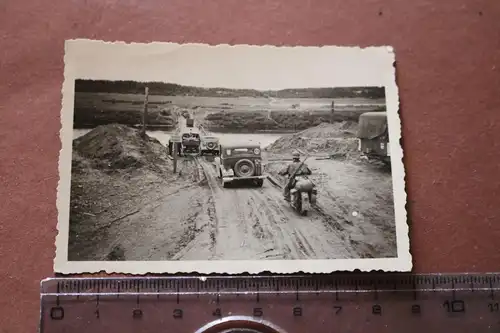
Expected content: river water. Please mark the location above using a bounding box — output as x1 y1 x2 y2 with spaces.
72 129 284 149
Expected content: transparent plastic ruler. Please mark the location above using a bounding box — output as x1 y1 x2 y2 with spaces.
40 273 500 332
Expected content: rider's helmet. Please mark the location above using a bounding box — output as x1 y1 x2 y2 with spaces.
292 151 300 161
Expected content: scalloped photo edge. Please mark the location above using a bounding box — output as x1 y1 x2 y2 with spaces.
54 39 410 274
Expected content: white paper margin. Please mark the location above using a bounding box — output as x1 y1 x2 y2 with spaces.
54 39 410 274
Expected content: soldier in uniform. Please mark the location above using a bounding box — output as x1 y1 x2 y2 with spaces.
279 151 312 202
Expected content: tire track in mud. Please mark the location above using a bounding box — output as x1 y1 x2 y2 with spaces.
232 192 252 247
245 196 274 241
234 191 294 259
313 188 381 258
102 180 211 261
205 195 218 252
196 157 349 260
192 158 220 254
311 206 364 258
198 158 297 259
190 132 312 259
254 189 324 259
161 201 202 259
169 194 214 260
243 191 308 259
195 157 365 260
96 156 357 261
196 158 260 259
168 157 218 260
103 156 217 261
191 157 219 254
262 180 354 259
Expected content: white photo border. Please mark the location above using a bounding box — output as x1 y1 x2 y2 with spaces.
54 39 410 274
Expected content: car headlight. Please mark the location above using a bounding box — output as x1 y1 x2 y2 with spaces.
253 148 260 154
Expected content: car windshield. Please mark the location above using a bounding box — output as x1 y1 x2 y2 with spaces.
182 133 200 139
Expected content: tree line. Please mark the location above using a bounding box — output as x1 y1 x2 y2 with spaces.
75 79 386 99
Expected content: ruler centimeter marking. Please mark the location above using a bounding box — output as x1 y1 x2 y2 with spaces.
42 274 500 295
40 274 500 333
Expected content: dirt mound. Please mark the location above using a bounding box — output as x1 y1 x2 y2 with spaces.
265 121 360 157
72 124 170 173
295 121 358 138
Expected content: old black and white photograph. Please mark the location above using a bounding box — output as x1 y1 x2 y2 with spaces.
55 40 409 274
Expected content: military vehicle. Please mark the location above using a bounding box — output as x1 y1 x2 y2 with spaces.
215 143 266 188
357 111 390 165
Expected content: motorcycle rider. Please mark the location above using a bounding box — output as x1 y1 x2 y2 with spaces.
279 151 312 202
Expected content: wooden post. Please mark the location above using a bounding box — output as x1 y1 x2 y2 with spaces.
173 142 178 173
330 100 335 124
140 86 149 138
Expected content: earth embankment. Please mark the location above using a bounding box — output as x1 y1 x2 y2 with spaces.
265 121 361 160
263 122 397 258
203 110 378 132
69 124 182 260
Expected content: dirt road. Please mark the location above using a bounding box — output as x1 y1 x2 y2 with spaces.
98 155 363 261
69 118 396 261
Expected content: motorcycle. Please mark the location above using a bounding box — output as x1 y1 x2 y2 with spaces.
289 175 317 216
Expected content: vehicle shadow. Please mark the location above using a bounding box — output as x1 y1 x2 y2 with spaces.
202 155 216 163
222 180 265 189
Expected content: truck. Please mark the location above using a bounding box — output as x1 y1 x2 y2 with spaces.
186 118 194 128
200 135 220 156
356 111 390 165
181 129 201 156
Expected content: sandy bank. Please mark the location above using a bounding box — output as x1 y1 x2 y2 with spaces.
69 124 184 260
265 121 361 160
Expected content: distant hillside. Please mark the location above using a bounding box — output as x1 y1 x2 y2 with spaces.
75 80 385 99
268 87 386 99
